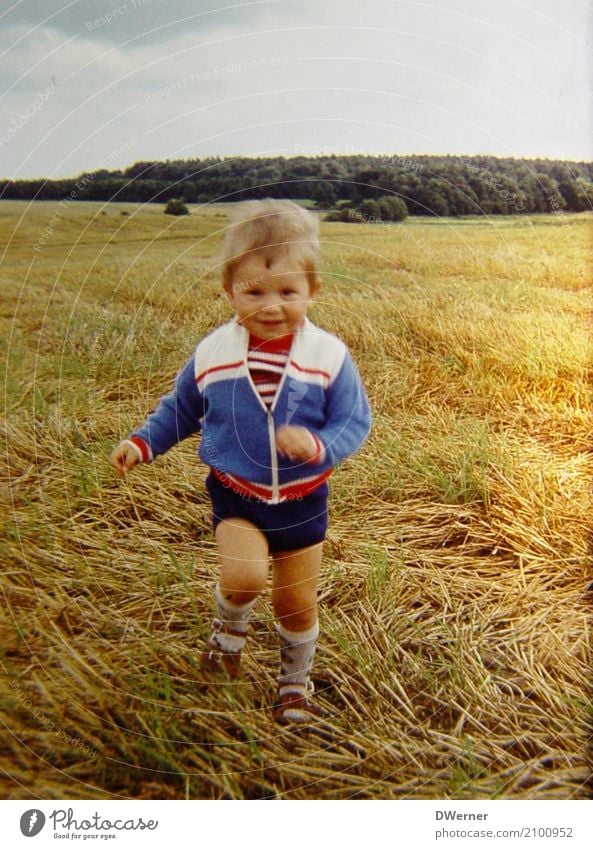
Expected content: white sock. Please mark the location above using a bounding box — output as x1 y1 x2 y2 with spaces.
277 620 319 695
212 583 257 653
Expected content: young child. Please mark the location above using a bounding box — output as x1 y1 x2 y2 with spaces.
109 199 371 724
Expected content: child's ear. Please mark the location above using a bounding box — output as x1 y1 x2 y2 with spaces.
306 266 320 298
222 265 234 298
223 285 235 306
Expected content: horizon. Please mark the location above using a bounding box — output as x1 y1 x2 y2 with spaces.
3 149 592 185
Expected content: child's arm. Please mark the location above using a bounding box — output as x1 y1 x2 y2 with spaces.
275 349 371 467
110 354 204 472
306 349 371 466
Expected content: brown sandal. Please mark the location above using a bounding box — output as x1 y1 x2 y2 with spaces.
200 619 245 680
274 685 321 724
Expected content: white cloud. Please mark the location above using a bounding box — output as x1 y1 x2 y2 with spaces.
1 0 591 178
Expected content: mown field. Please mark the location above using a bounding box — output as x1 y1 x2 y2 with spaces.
1 200 591 799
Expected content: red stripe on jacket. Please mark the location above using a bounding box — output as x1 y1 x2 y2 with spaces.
195 359 244 385
211 467 331 502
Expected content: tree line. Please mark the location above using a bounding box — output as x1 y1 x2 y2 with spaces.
1 154 591 216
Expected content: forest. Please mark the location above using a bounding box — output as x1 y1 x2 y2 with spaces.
2 153 592 216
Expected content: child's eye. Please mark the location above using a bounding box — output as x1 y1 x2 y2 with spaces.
247 289 262 296
281 288 297 296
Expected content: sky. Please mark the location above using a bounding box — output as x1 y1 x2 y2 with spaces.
0 0 591 179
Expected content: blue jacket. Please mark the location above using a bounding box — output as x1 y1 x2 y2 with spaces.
132 317 371 503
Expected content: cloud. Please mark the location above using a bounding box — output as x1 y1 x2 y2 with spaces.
0 0 305 46
1 0 591 178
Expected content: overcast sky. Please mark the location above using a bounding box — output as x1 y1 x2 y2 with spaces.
1 0 591 179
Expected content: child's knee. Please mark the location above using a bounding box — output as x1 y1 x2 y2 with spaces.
219 563 268 605
219 572 266 606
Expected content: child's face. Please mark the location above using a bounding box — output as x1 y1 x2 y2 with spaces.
226 251 315 340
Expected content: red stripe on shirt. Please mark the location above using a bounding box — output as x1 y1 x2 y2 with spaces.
248 333 292 408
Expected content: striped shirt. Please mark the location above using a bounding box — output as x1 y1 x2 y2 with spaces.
248 333 293 408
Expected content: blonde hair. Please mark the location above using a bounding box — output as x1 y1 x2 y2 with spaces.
220 199 321 293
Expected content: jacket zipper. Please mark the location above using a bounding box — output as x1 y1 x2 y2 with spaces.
267 411 279 502
241 325 297 503
267 335 296 504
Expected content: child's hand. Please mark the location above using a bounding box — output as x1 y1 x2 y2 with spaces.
276 425 321 464
109 441 140 477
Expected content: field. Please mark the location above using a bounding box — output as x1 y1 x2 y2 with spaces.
1 200 591 799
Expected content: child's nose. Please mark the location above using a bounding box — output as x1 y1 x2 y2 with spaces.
260 294 283 312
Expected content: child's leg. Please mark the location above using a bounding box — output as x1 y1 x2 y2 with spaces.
203 518 269 674
271 542 323 720
216 517 270 606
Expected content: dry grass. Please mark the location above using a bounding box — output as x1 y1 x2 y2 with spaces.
1 201 592 799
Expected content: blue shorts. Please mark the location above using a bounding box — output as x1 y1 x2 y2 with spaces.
205 472 328 553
